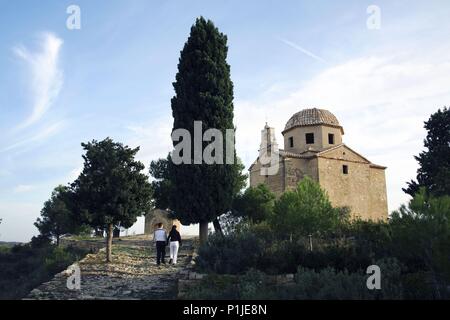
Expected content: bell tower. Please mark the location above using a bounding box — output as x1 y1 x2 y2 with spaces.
259 123 278 156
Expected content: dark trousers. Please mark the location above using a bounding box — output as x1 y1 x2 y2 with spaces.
156 241 166 265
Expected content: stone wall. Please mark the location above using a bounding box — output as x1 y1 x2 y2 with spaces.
317 146 388 220
284 157 319 191
177 271 296 299
144 208 181 235
249 156 286 195
368 166 389 221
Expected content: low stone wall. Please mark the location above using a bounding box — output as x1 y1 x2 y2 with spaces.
60 238 105 253
177 271 296 299
178 239 295 299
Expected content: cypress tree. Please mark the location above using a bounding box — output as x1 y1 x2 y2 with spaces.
170 17 245 243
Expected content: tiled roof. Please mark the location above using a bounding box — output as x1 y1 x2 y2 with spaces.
283 108 343 133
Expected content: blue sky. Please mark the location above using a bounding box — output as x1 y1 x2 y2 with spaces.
1 0 450 241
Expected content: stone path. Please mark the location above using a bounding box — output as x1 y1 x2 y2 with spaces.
27 235 197 300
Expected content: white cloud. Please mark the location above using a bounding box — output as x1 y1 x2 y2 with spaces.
13 32 63 129
0 169 11 177
125 116 173 166
234 54 450 213
13 185 35 193
0 121 65 153
279 38 327 63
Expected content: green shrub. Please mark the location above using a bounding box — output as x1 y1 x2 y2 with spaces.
187 259 410 300
270 177 348 239
292 258 404 300
194 186 449 299
238 269 271 299
0 242 88 299
390 190 450 297
232 184 275 223
183 274 238 300
196 231 265 274
293 266 371 299
184 270 282 300
402 271 436 299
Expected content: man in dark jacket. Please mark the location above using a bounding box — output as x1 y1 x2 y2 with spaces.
153 223 167 265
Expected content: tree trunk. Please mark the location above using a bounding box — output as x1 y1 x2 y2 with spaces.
56 235 60 247
106 223 113 263
199 221 209 245
213 218 223 237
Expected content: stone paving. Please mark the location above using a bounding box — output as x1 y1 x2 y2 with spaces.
26 234 197 300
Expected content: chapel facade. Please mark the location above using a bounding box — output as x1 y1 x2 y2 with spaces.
249 108 388 220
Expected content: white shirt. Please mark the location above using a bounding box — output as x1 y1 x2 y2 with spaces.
154 228 167 242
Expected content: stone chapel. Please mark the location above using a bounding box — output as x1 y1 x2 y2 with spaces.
249 108 388 220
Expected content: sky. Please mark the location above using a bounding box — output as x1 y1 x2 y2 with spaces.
1 0 450 242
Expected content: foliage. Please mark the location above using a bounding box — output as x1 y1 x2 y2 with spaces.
0 242 88 299
183 274 238 300
71 137 152 262
0 245 10 254
169 17 246 242
34 185 81 246
195 184 450 299
390 189 450 298
293 266 371 299
404 107 450 197
183 270 277 300
293 258 403 300
149 156 172 210
197 227 375 275
196 231 265 274
344 219 393 261
232 184 275 223
186 259 406 300
215 212 242 235
270 177 348 238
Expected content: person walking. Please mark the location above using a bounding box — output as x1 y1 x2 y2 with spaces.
153 223 167 266
167 225 182 265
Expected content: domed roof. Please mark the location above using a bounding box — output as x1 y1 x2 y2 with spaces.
283 108 343 134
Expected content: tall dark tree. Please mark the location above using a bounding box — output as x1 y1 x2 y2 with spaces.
150 155 246 236
170 17 246 243
404 107 450 197
149 156 172 210
71 138 152 262
34 185 78 246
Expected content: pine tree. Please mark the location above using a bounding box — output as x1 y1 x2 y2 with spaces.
404 107 450 197
169 17 245 243
149 156 172 210
232 184 276 223
34 185 78 246
71 138 152 262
